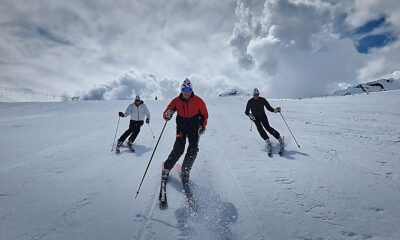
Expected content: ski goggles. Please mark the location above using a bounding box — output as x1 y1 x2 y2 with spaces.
181 88 192 92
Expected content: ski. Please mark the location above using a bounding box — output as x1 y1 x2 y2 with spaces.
176 164 198 212
159 180 167 207
159 164 168 209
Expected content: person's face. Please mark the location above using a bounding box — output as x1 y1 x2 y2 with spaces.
181 88 192 99
253 94 259 100
134 100 140 106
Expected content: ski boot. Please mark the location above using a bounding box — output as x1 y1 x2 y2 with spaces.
278 136 285 154
266 139 272 155
115 140 122 154
180 170 190 187
161 168 169 183
127 139 135 152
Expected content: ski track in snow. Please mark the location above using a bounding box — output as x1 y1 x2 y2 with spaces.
1 91 400 239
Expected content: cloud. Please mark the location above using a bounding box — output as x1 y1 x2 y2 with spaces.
1 0 399 100
228 0 400 98
0 0 237 97
83 70 235 100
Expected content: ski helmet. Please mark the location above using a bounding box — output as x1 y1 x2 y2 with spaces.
135 95 141 101
181 78 193 90
253 88 259 95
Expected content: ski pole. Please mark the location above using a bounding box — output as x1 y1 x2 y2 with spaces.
111 116 121 152
148 123 155 138
135 121 168 199
250 121 253 131
279 112 300 148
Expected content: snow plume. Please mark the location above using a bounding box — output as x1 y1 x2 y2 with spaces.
229 0 400 98
83 71 234 100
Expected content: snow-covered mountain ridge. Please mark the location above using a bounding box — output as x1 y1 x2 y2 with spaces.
334 78 400 96
218 88 250 97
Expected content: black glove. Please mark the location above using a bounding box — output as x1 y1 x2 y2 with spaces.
198 126 206 135
146 118 150 124
119 112 124 117
165 110 174 121
274 107 281 113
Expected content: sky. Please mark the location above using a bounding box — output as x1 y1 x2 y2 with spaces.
0 0 399 100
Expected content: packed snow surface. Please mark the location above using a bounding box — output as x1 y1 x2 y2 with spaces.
1 91 399 239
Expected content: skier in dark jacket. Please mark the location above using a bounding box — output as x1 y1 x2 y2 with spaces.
115 95 150 153
245 88 284 152
161 78 208 184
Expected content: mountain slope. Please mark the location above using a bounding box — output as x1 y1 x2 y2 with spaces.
334 78 400 96
1 91 400 239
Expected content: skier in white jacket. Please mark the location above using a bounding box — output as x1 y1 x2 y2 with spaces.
116 95 150 152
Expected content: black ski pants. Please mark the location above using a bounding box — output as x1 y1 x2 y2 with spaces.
164 127 199 174
254 114 280 140
118 120 144 143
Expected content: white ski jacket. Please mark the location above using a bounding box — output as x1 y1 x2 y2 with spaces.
123 101 150 121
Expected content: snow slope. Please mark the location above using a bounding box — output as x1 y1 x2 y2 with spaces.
334 78 400 96
1 91 399 240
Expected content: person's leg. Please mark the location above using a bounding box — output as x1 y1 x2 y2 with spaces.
164 132 187 171
128 121 144 144
118 120 135 142
260 115 281 140
254 117 269 140
180 128 200 186
116 120 135 151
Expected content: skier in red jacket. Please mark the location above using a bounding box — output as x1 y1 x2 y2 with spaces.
161 78 208 184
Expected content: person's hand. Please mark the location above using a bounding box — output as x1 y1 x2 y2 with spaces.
146 118 150 124
119 112 124 117
198 126 206 135
165 110 174 121
249 113 256 121
274 107 281 113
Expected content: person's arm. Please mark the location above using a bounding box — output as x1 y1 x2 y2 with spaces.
245 100 256 120
263 98 275 113
121 104 132 117
144 104 150 119
198 98 209 128
245 100 251 116
163 98 177 120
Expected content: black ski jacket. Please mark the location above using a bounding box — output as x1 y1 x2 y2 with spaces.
245 97 275 117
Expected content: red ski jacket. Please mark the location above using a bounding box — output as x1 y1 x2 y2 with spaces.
163 93 208 128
